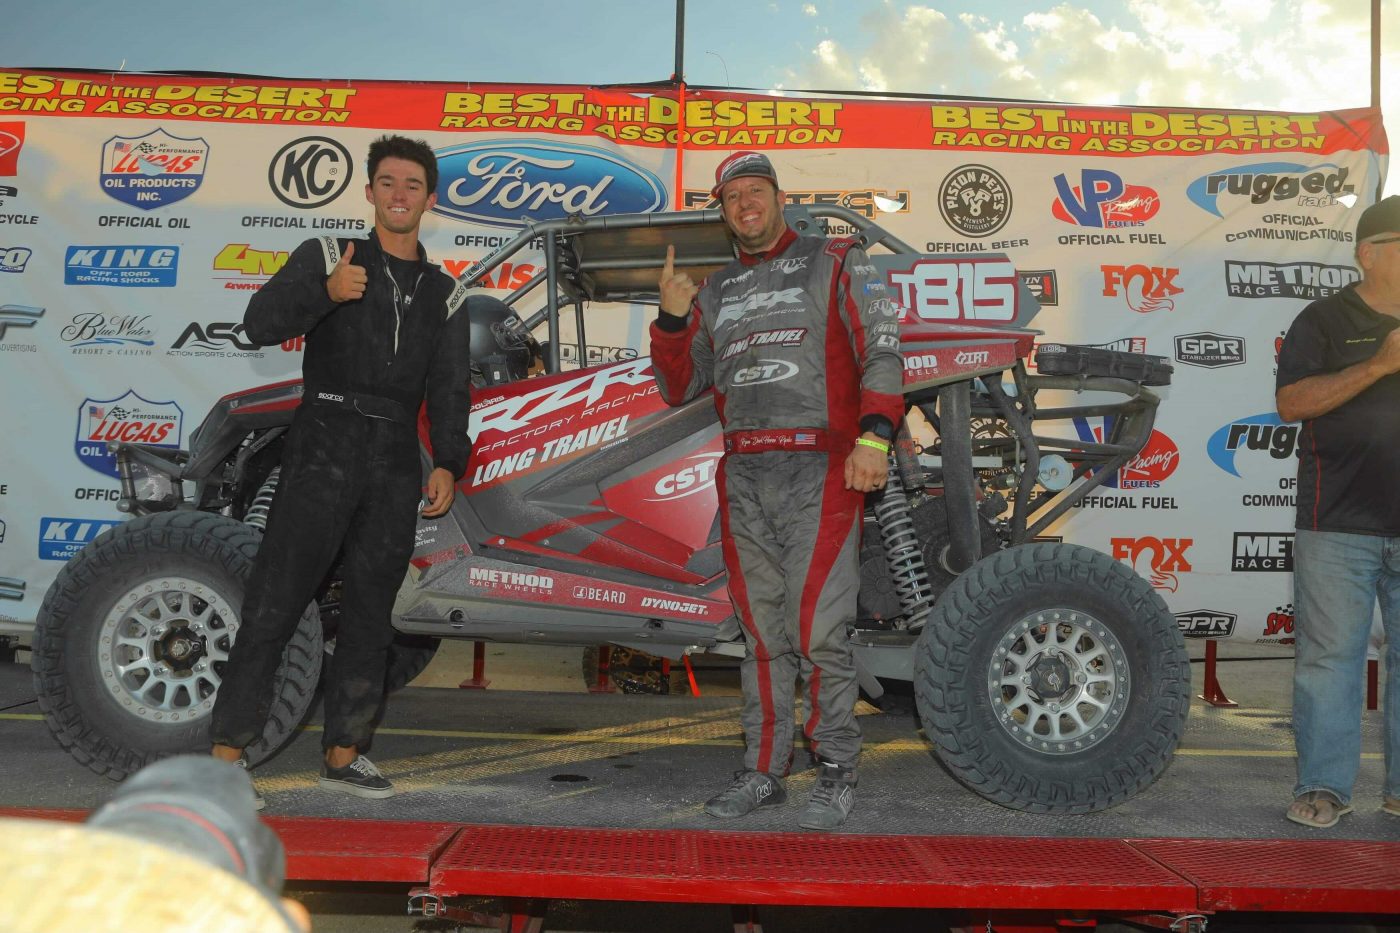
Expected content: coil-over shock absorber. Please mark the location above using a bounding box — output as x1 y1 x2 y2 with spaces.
242 466 281 532
873 430 933 631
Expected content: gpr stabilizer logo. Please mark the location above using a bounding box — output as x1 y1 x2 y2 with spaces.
0 304 43 340
1175 332 1245 369
1232 533 1293 572
1101 264 1182 313
1110 536 1192 592
1175 610 1237 638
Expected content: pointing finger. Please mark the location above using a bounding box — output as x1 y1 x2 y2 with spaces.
662 244 675 280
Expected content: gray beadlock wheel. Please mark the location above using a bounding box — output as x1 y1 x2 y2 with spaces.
32 511 321 780
914 541 1189 813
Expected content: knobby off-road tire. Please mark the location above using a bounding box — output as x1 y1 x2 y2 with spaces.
31 511 322 780
913 542 1189 813
383 634 440 692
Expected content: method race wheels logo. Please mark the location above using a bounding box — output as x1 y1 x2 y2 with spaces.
937 164 1011 238
75 390 183 478
1232 532 1293 572
0 122 23 175
1052 169 1160 228
269 136 353 209
100 128 208 210
432 139 666 228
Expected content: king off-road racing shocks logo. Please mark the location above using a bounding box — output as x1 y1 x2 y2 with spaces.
64 245 179 287
75 390 183 478
1052 169 1161 228
431 140 666 228
1187 162 1354 217
99 128 208 210
1206 413 1299 478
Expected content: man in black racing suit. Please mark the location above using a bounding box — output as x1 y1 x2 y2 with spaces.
651 152 904 829
211 136 471 802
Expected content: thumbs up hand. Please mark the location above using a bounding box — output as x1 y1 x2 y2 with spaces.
326 241 367 303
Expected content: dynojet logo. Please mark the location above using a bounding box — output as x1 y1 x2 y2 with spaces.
432 140 666 228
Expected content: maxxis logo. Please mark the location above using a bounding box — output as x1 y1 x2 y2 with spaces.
937 164 1011 238
269 137 353 209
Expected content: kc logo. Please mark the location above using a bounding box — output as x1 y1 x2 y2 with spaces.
1101 264 1183 314
1110 536 1193 592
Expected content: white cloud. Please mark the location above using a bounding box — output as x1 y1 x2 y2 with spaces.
803 3 819 14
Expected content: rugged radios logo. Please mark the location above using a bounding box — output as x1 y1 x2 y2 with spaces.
1187 162 1354 217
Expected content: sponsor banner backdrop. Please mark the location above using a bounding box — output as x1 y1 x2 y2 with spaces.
0 67 1388 647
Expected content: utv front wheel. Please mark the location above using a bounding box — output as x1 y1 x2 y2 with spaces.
913 542 1188 813
31 511 322 780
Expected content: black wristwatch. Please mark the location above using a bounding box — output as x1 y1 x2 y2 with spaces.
859 415 895 442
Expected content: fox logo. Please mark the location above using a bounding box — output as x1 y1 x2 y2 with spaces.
1110 536 1192 592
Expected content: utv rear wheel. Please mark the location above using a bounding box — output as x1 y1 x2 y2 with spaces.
31 511 322 780
913 542 1188 813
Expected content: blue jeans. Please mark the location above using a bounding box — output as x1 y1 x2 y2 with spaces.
1292 528 1400 804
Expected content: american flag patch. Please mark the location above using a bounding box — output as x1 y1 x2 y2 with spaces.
794 432 816 446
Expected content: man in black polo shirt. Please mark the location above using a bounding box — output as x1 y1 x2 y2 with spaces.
1276 195 1400 829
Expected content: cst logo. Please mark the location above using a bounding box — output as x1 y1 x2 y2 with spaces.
1175 332 1245 369
1175 610 1237 638
1232 532 1293 572
1110 536 1192 592
731 360 798 386
648 453 723 503
1101 264 1182 314
1052 169 1160 228
1207 413 1299 477
269 136 353 209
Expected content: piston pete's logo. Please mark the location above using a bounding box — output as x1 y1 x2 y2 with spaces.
1207 413 1299 478
1175 609 1237 638
0 245 31 273
1175 332 1245 369
0 122 23 176
65 245 179 287
38 517 123 561
268 136 352 209
432 139 666 228
1101 264 1182 314
1224 260 1357 300
75 390 183 478
1187 162 1354 217
937 164 1011 238
1110 536 1192 592
1052 169 1161 227
99 128 208 210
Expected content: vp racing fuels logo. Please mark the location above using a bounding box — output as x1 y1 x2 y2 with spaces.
65 245 179 287
432 140 666 227
937 164 1011 237
75 390 183 478
269 136 352 209
99 129 208 210
1052 169 1160 227
1075 417 1180 488
1187 162 1354 216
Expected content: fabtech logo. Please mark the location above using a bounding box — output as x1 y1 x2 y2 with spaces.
75 390 183 478
1175 332 1245 369
0 122 23 175
1207 413 1299 477
0 246 31 273
432 140 666 228
1101 264 1182 313
1187 162 1354 216
937 164 1011 238
1052 169 1160 227
1232 532 1293 572
1175 610 1237 638
1110 536 1192 592
39 517 122 561
1224 260 1358 300
99 129 208 210
0 304 43 341
269 136 352 208
65 245 179 287
0 575 22 600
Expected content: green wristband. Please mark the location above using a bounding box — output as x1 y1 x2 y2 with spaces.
856 437 890 453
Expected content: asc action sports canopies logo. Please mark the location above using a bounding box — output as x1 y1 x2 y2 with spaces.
99 128 209 210
75 390 183 477
431 139 666 228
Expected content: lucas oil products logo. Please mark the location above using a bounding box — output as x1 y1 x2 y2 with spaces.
1187 162 1353 217
39 517 123 561
1207 413 1299 477
269 136 352 209
0 122 23 175
937 164 1011 238
1225 260 1357 300
75 390 183 478
99 129 208 210
1052 169 1160 227
0 246 30 273
1101 264 1182 313
65 245 179 287
432 140 666 228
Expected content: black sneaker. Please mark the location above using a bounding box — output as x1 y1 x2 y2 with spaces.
703 770 786 818
318 755 395 799
798 763 856 830
234 757 265 811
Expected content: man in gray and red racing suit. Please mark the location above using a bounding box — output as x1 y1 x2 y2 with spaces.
651 151 903 830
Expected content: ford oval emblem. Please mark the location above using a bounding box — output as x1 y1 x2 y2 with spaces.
431 139 667 228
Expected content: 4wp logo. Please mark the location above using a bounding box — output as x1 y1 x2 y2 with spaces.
213 244 289 291
1111 536 1193 592
1101 264 1182 314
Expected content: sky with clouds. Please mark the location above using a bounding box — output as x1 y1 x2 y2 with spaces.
2 0 1393 191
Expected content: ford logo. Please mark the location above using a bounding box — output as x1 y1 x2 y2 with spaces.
431 140 667 228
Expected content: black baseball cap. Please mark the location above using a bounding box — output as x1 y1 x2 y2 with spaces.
1356 195 1400 242
711 151 780 198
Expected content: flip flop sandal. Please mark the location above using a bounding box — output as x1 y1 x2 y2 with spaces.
1287 791 1353 829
